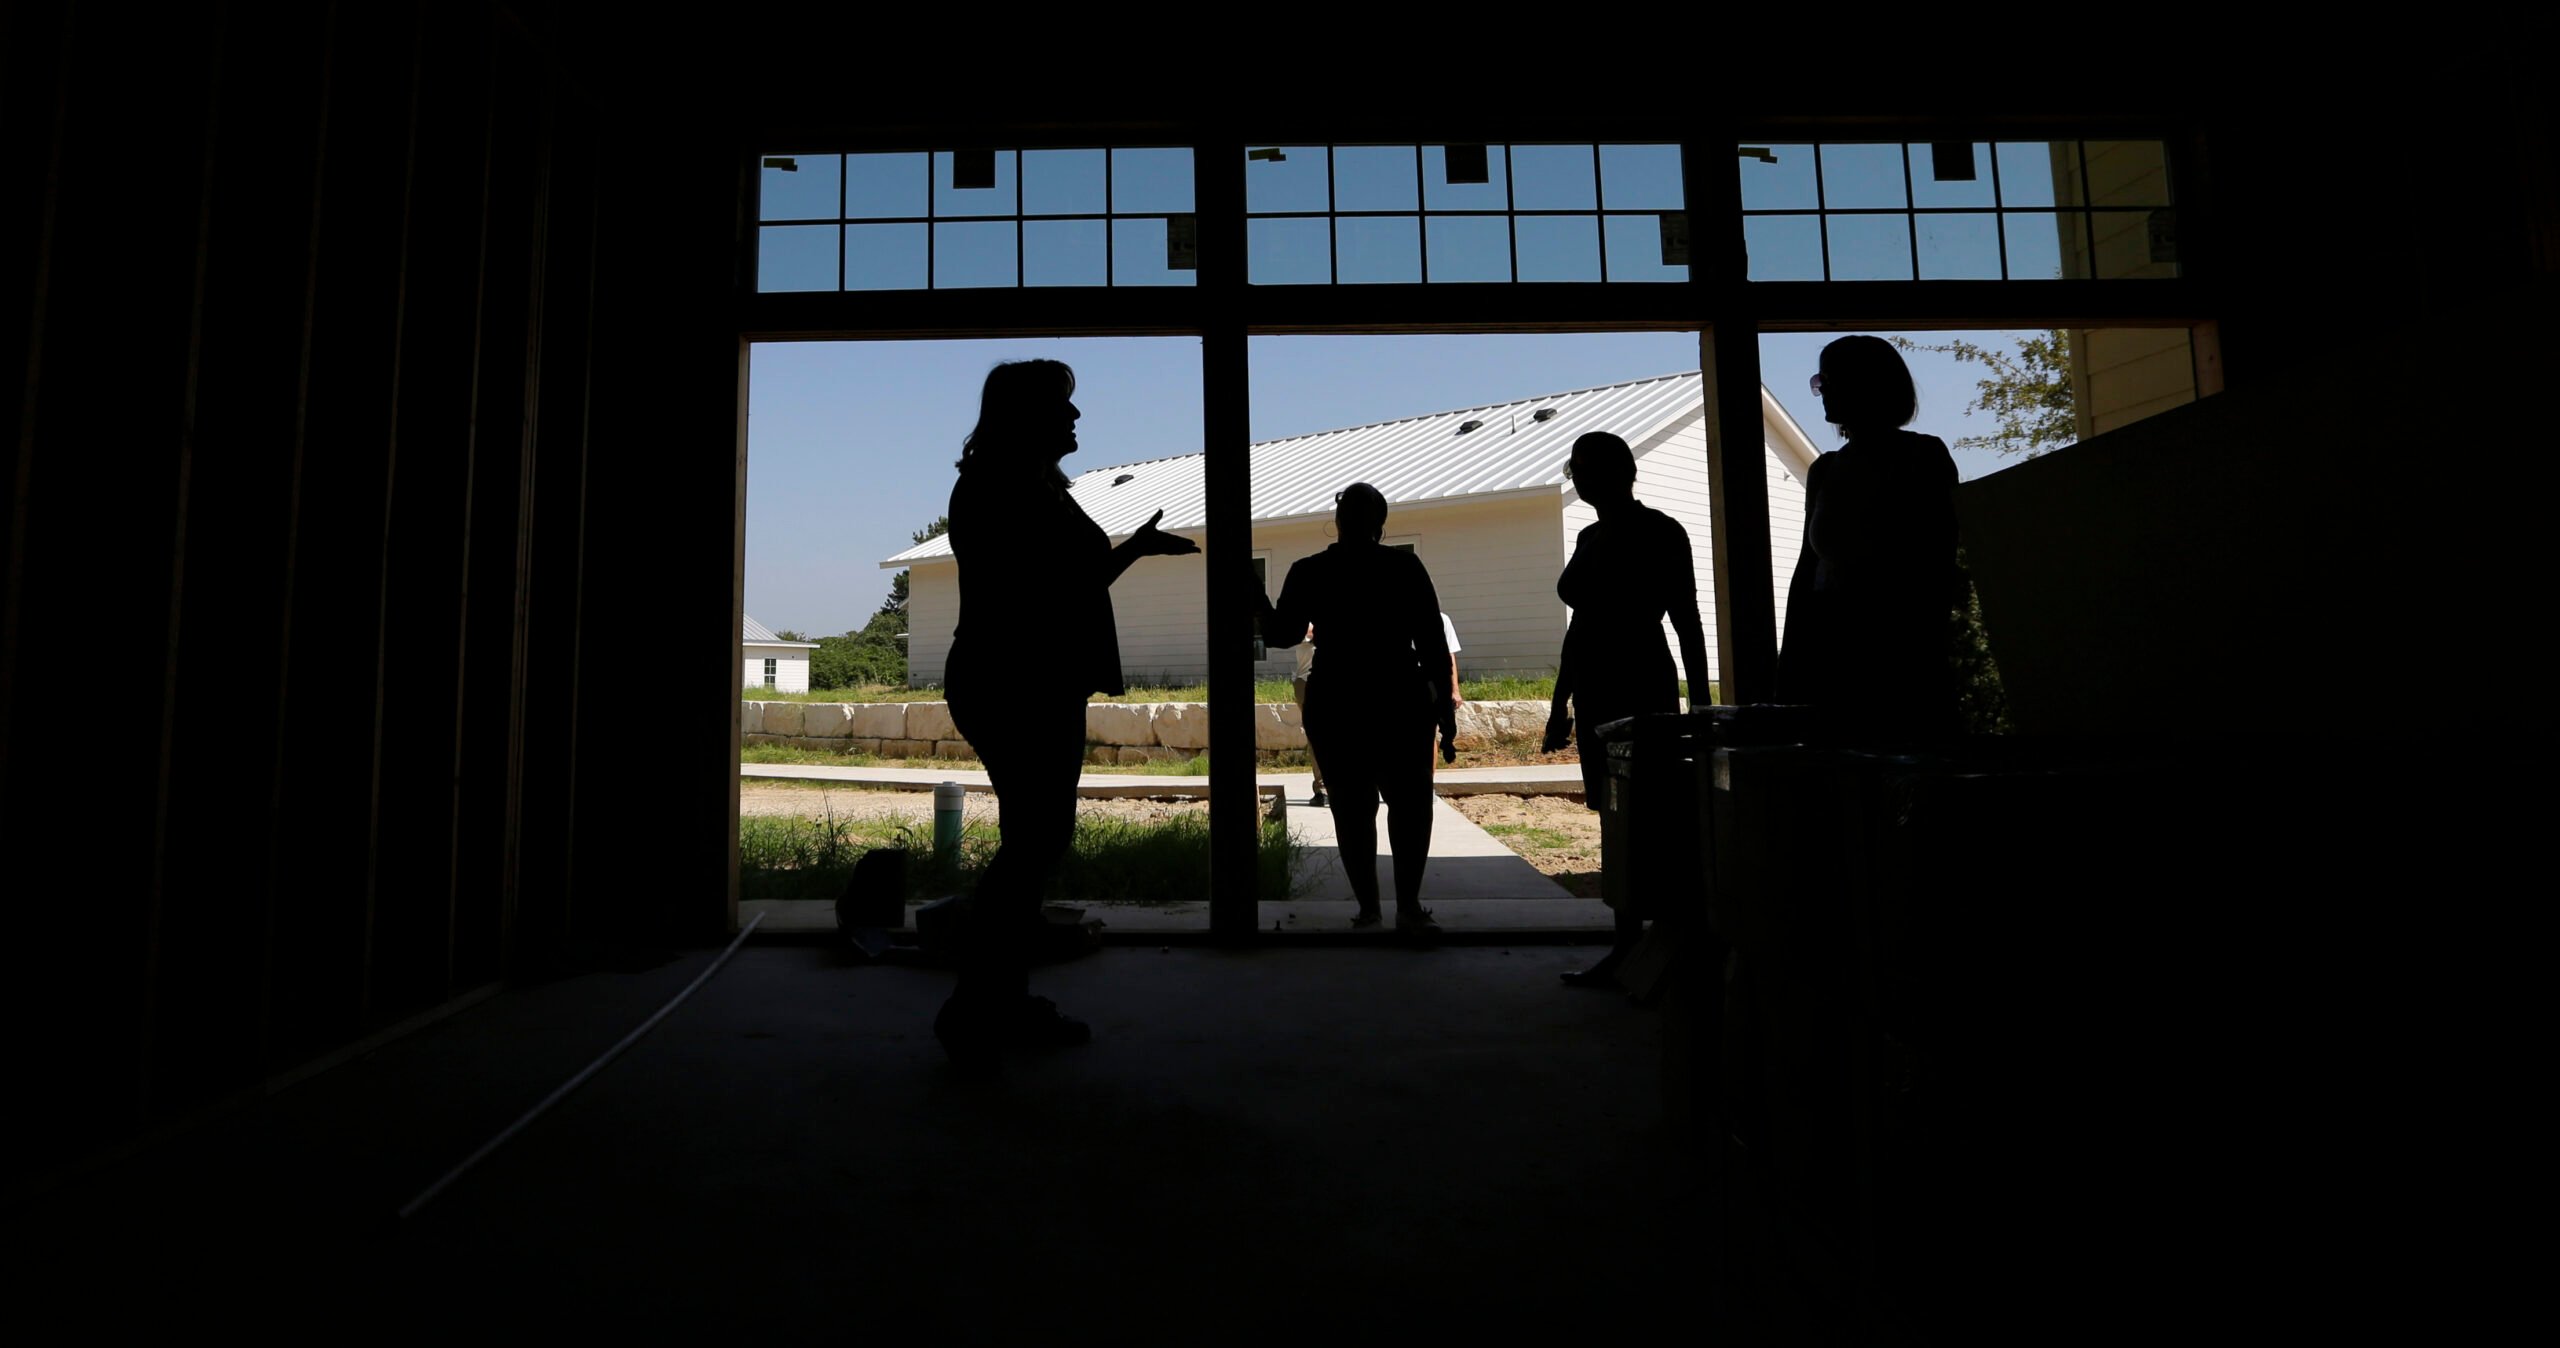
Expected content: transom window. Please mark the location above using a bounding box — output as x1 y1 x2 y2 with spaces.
1245 143 1690 285
757 148 1198 292
1739 140 2176 282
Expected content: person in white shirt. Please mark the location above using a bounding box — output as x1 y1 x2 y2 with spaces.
1293 625 1327 806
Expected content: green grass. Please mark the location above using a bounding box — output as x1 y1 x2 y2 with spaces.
745 677 1648 706
1484 823 1577 849
744 684 933 703
741 743 984 771
738 808 1303 907
748 744 1319 774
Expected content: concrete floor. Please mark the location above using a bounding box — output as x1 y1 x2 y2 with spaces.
17 941 1710 1339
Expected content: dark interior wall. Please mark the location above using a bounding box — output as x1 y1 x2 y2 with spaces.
1959 88 2558 742
0 0 743 1181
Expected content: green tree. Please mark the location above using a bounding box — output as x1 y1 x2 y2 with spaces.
1890 330 2078 459
1881 333 2068 734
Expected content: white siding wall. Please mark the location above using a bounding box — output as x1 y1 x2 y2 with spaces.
906 561 959 686
743 647 812 694
1563 417 1811 690
1392 498 1568 676
901 500 1569 687
1105 543 1209 686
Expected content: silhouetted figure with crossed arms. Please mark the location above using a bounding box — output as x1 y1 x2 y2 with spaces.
1774 335 1965 745
935 359 1198 1071
1255 484 1454 934
1542 431 1714 989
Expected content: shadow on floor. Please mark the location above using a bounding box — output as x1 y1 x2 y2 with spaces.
16 944 1707 1339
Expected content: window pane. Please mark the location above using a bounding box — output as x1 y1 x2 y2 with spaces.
1112 217 1198 286
2090 209 2177 279
1515 214 1600 281
933 151 1017 218
1908 143 1995 209
1825 212 1912 280
2002 211 2074 280
844 223 927 290
1510 143 1596 211
845 152 929 219
1245 146 1329 213
2083 141 2172 207
1600 143 1684 210
1819 143 1906 209
1337 215 1421 284
1915 212 2002 279
758 224 837 291
1426 214 1510 282
1738 143 1817 211
1334 145 1418 213
1423 144 1509 212
1743 214 1824 280
1022 149 1106 216
1024 218 1106 286
933 220 1016 287
1112 148 1194 214
1602 214 1687 282
759 153 838 221
1995 143 2060 207
1249 216 1330 284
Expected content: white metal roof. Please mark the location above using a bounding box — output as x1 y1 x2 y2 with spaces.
743 614 819 648
884 371 1811 567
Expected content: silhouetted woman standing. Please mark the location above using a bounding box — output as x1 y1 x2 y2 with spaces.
936 359 1197 1069
1774 335 1964 744
1541 431 1712 989
1257 484 1452 934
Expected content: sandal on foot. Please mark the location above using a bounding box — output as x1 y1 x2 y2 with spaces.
1351 906 1383 928
1395 906 1441 935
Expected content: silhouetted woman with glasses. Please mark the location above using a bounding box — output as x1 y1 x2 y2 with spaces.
935 358 1198 1070
1257 484 1453 934
1775 335 1964 744
1541 431 1713 989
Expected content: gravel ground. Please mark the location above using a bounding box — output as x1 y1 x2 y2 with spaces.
1446 793 1604 897
743 781 1599 895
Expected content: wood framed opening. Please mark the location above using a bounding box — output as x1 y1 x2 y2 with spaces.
730 121 2218 941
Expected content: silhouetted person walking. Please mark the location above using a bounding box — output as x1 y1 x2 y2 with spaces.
935 359 1198 1070
1541 432 1713 989
1256 484 1452 934
1774 335 1964 744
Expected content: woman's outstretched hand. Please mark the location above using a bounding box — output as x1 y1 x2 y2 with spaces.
1130 509 1200 557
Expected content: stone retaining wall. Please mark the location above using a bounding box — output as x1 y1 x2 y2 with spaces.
742 698 1557 761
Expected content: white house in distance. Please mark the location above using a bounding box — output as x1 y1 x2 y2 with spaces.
883 371 1821 690
743 615 819 693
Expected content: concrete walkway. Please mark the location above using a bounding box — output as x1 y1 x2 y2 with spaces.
740 766 1610 938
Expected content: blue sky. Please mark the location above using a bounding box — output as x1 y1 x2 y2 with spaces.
744 330 2046 637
